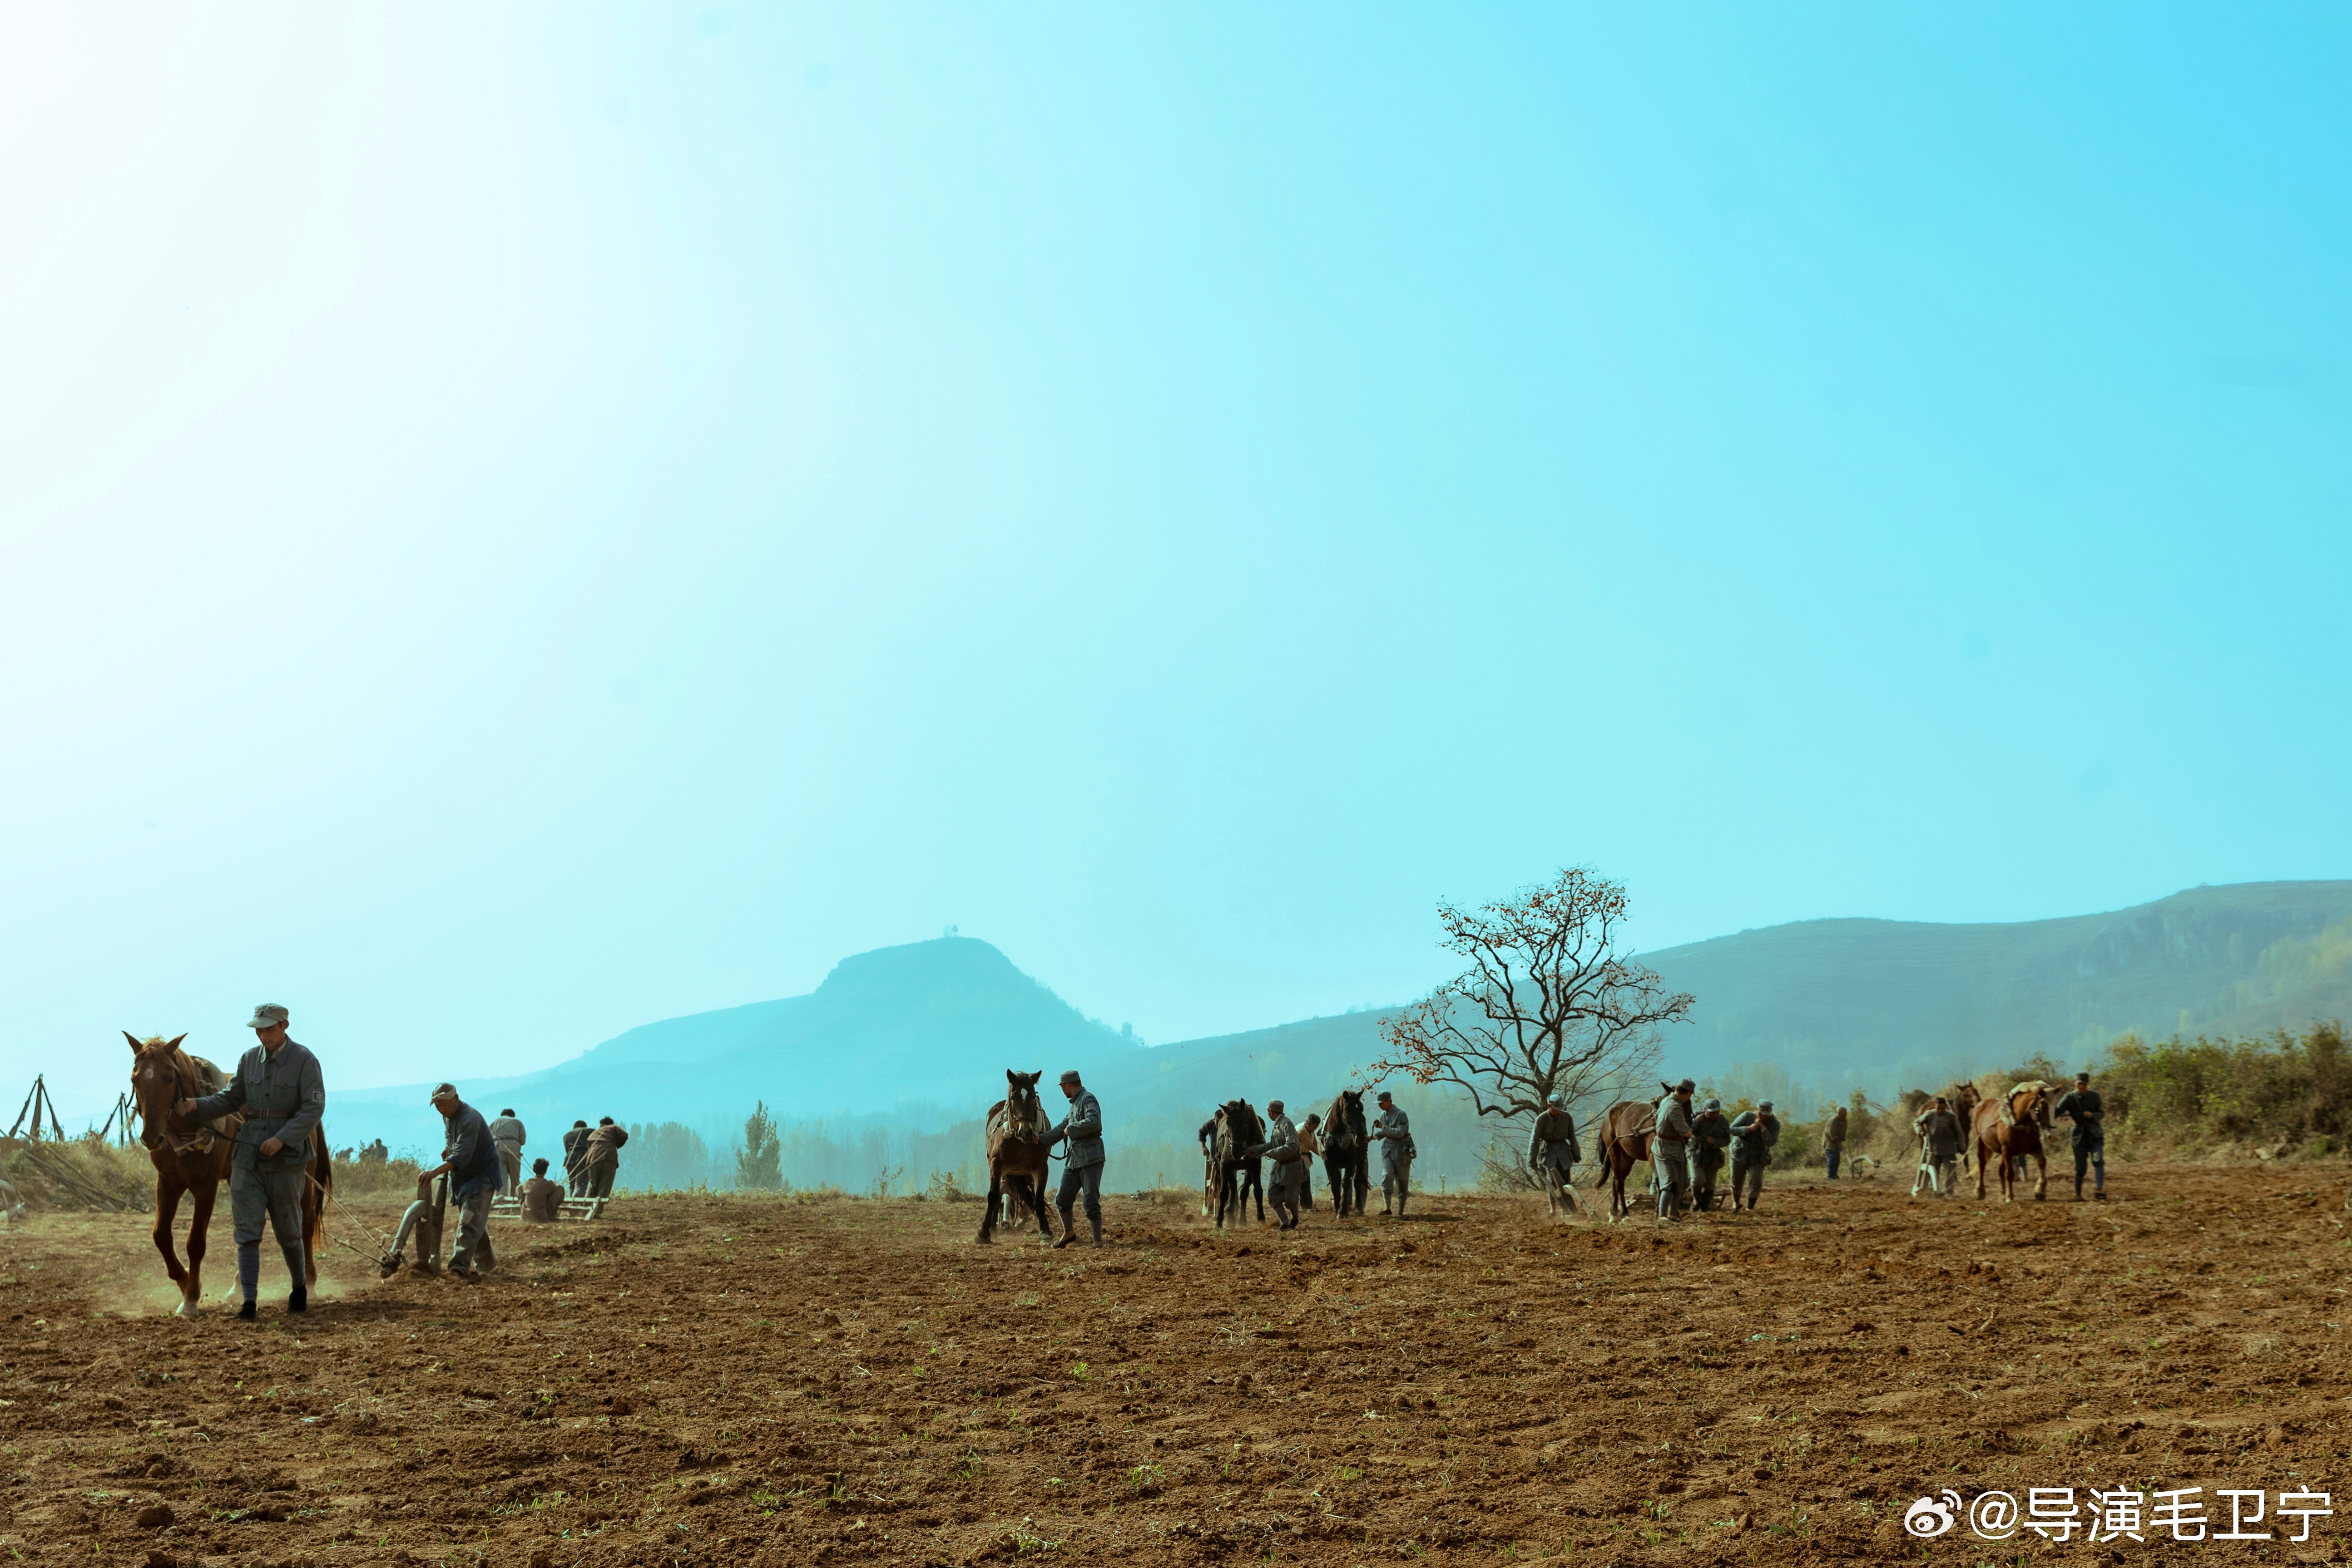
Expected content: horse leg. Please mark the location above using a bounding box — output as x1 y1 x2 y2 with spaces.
1031 1172 1056 1242
1974 1140 1989 1201
183 1177 218 1317
2033 1151 2048 1202
1248 1161 1264 1223
151 1173 188 1289
977 1168 1001 1243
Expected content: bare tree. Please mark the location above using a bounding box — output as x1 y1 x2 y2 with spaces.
1369 867 1694 1126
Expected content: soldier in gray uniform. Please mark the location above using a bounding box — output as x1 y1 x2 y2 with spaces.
1728 1101 1781 1211
1372 1091 1414 1216
1651 1080 1696 1222
174 1003 325 1320
1527 1095 1580 1215
2053 1071 2106 1201
1689 1098 1733 1212
1254 1100 1304 1230
1043 1069 1106 1249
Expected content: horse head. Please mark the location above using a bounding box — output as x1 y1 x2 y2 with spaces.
124 1031 191 1148
1004 1069 1045 1134
1325 1088 1365 1147
1215 1099 1261 1155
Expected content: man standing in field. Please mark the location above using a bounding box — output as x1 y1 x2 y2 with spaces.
176 1003 327 1320
1823 1105 1848 1180
2054 1071 2106 1201
562 1118 592 1195
1255 1099 1304 1230
1044 1069 1105 1249
1295 1112 1322 1210
1728 1101 1780 1211
1528 1094 1581 1215
1651 1080 1696 1222
1372 1090 1414 1217
422 1083 503 1277
1689 1098 1732 1213
489 1108 526 1197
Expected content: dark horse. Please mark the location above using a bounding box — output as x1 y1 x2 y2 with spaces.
1320 1088 1370 1217
1972 1079 2053 1203
1589 1098 1659 1221
128 1031 332 1315
1204 1100 1265 1230
976 1070 1056 1245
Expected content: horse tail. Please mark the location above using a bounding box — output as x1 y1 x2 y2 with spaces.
307 1137 334 1254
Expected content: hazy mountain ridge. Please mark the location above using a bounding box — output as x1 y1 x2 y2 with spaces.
328 881 2352 1164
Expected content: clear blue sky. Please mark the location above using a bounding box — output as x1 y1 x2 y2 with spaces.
6 6 2348 1117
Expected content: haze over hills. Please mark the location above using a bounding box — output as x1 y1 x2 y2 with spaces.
332 881 2352 1164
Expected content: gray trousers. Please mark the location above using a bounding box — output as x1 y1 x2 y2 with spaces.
1381 1156 1411 1198
1691 1156 1723 1211
497 1148 523 1197
230 1165 307 1248
450 1185 496 1274
586 1159 618 1200
2073 1142 2105 1191
1267 1160 1300 1225
1055 1161 1103 1220
1653 1143 1690 1217
1731 1159 1765 1209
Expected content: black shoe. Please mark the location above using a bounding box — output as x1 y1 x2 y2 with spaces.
288 1288 307 1313
236 1300 257 1321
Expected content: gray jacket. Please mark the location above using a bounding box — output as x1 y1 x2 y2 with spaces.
488 1114 526 1155
1372 1104 1412 1164
1729 1110 1781 1166
190 1039 325 1173
1653 1095 1695 1148
1262 1111 1302 1166
1529 1107 1580 1169
1047 1089 1104 1170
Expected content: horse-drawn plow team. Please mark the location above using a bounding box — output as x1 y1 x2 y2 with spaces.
124 1003 2116 1322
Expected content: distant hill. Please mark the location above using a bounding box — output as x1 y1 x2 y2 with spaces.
331 881 2352 1167
1645 880 2352 1095
334 936 1134 1157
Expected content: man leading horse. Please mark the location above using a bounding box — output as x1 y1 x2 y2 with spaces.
173 1003 328 1321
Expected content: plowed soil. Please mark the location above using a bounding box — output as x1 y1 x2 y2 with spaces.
2 1162 2348 1566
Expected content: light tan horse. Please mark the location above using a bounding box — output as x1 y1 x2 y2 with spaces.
1971 1080 2053 1202
975 1069 1056 1245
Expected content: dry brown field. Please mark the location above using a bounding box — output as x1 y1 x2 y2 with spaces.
2 1162 2348 1566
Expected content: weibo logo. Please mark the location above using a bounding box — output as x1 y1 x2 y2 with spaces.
1904 1491 1960 1538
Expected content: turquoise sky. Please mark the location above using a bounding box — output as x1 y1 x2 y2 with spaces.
6 6 2348 1113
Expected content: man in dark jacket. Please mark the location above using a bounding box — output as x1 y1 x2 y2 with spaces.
423 1084 502 1276
175 1003 325 1320
1728 1102 1781 1212
561 1119 592 1195
2053 1072 2106 1202
1043 1070 1105 1249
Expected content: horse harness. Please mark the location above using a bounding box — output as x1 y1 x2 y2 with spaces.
143 1051 240 1159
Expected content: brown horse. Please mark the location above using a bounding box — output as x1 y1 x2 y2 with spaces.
1320 1089 1370 1218
125 1032 236 1316
1205 1100 1266 1230
976 1070 1055 1245
1589 1098 1659 1220
1971 1080 2054 1202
